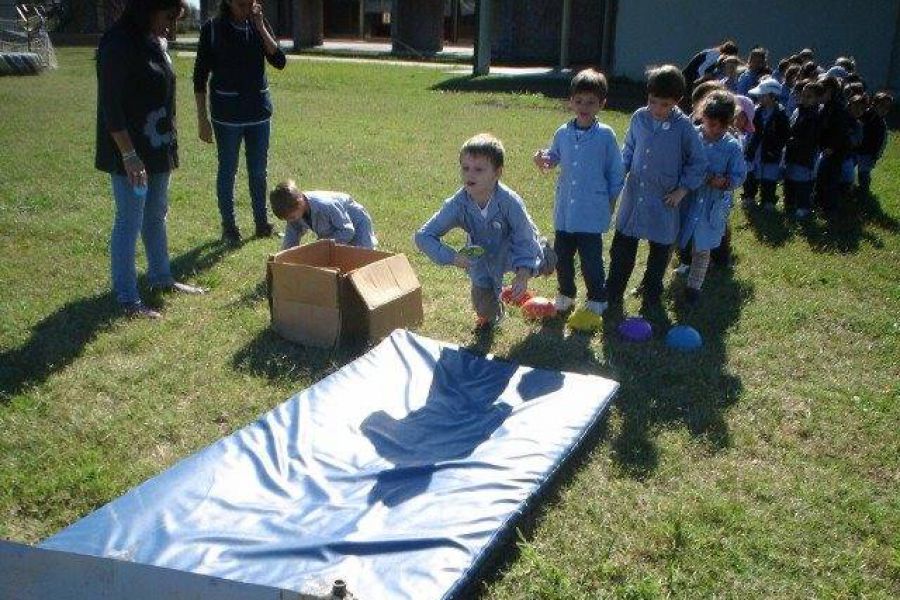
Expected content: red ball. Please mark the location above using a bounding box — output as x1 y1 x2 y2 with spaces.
521 296 557 320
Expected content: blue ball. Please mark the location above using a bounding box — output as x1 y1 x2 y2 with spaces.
666 325 702 351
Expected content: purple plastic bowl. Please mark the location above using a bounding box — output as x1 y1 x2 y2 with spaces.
617 317 653 342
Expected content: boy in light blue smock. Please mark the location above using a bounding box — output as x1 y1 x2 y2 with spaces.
605 65 707 310
416 134 555 329
269 180 378 250
675 91 747 305
534 68 625 321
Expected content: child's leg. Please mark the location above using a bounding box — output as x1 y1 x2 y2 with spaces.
783 178 796 212
711 223 732 266
760 179 778 208
687 247 711 291
815 153 842 212
605 231 639 303
677 243 692 267
554 231 578 299
639 241 672 304
857 155 875 194
471 283 502 323
795 179 814 212
743 172 759 202
575 233 606 302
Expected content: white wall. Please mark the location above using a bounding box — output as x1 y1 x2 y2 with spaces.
613 0 900 90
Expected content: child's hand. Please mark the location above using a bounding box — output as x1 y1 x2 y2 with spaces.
452 253 471 270
664 187 688 207
510 270 530 301
533 150 553 173
709 175 729 190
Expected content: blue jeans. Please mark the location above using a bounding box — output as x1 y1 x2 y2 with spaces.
110 173 173 305
213 120 271 230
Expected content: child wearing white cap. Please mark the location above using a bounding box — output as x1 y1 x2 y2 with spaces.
743 77 790 210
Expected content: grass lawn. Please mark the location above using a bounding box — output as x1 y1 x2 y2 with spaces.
1 48 898 598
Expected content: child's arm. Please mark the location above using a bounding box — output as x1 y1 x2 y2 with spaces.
620 115 637 173
669 124 708 206
414 199 467 269
724 139 749 191
605 131 626 211
504 198 544 290
534 129 563 171
281 220 303 250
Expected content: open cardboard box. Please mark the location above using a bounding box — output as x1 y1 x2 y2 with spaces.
267 240 423 348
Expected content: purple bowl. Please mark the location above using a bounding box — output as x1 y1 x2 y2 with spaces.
617 317 653 342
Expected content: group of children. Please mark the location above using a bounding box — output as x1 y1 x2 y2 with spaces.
266 52 891 332
686 43 892 219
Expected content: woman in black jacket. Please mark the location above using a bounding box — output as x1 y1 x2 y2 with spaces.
193 0 286 244
96 0 205 319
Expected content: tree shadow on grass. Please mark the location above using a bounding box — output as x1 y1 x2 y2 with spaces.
601 267 753 480
0 240 236 403
797 191 899 254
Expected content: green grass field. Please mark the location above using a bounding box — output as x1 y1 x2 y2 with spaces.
1 48 898 598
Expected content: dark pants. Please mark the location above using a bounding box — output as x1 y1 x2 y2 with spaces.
710 223 732 266
815 153 843 212
606 231 672 304
786 179 814 211
213 120 271 231
760 180 778 207
743 172 758 200
554 231 606 302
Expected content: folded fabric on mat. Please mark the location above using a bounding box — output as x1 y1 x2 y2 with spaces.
42 329 618 599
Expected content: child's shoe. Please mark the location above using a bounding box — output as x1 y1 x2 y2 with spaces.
673 263 690 276
123 301 161 320
566 307 603 332
554 294 575 312
221 225 242 246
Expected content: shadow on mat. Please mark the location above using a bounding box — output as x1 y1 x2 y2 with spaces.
0 240 234 403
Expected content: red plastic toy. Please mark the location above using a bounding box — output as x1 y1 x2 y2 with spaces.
521 296 557 320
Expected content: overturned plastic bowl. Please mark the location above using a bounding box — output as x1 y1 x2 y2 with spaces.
617 317 652 342
665 325 702 351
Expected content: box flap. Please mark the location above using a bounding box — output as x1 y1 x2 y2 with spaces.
269 261 339 307
348 254 421 310
333 244 393 273
271 239 335 267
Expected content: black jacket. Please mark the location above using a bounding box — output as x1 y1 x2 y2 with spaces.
784 105 821 168
818 98 854 158
95 22 178 174
746 103 790 163
858 109 887 158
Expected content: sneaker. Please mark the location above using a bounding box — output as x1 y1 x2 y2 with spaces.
685 287 701 306
153 281 208 295
584 300 608 315
794 208 811 219
673 263 690 276
123 302 161 320
255 222 276 238
554 294 575 312
221 226 242 246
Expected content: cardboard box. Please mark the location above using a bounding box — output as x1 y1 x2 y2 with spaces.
267 240 423 348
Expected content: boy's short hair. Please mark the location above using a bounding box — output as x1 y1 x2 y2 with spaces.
691 79 725 108
848 94 869 109
749 46 768 60
269 180 302 219
778 58 790 73
719 40 739 55
801 80 824 98
460 133 505 170
799 48 815 60
818 75 841 97
646 64 685 100
834 56 856 73
784 64 801 82
800 61 819 78
701 90 736 126
570 68 608 100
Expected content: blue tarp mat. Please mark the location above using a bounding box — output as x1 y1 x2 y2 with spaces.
41 330 618 599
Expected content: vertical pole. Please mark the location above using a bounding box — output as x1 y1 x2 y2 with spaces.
359 0 365 39
474 0 491 75
560 0 571 69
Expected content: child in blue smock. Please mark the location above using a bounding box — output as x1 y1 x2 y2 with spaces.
533 68 624 321
416 134 555 329
269 180 378 250
605 65 707 309
736 47 769 96
783 80 823 218
856 92 892 194
676 91 746 305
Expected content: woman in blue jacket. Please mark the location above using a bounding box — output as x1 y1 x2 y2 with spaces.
193 0 286 244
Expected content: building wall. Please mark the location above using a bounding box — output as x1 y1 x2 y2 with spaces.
0 1 16 21
492 0 605 65
613 0 900 90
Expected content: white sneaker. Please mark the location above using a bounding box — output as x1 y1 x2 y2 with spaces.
584 300 608 315
554 294 575 312
673 263 690 276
